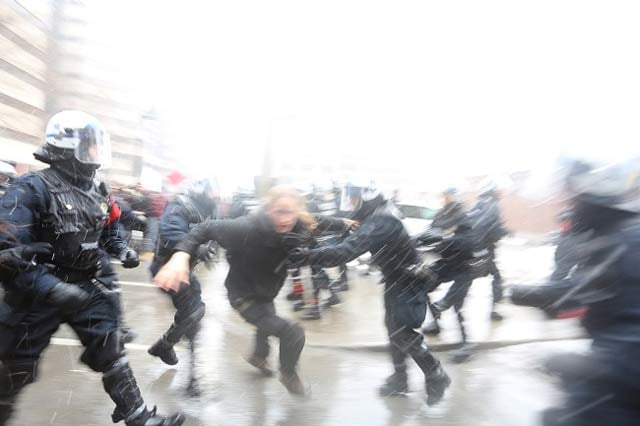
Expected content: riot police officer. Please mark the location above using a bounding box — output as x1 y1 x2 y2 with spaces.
421 187 469 337
289 183 451 406
467 184 508 320
511 159 640 426
0 111 184 426
148 177 219 396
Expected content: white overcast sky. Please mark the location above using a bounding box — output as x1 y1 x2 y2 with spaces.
88 0 640 188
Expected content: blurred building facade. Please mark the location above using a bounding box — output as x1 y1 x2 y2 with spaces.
0 0 168 185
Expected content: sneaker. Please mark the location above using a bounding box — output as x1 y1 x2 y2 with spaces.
490 311 504 321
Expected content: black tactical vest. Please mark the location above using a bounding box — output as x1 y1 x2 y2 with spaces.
35 168 109 270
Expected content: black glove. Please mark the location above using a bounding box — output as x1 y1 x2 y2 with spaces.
196 243 216 262
0 243 52 272
119 248 140 269
288 247 310 268
47 282 91 313
196 242 217 269
135 215 148 232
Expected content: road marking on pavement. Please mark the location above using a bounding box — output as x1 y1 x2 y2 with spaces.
51 337 149 351
50 337 187 352
119 280 156 288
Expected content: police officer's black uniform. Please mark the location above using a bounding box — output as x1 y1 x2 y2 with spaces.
510 161 640 426
148 183 217 395
289 191 451 405
0 111 183 426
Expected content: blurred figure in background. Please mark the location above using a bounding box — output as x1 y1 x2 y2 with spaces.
148 177 219 397
421 187 470 337
466 184 509 320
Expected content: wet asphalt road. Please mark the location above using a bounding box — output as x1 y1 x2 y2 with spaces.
6 250 587 426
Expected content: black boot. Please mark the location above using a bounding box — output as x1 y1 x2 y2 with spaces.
148 338 178 366
302 304 321 320
422 321 441 336
323 292 341 308
286 291 303 301
103 361 185 425
293 300 306 312
425 363 451 406
124 406 185 426
451 343 476 364
379 371 409 397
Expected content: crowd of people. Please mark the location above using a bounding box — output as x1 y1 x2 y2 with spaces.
0 110 639 426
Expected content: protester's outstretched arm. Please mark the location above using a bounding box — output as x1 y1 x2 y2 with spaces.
153 218 245 292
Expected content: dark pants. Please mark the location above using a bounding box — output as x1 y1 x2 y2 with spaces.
163 275 205 344
0 274 125 421
229 297 305 374
487 245 503 304
384 289 439 376
435 271 473 343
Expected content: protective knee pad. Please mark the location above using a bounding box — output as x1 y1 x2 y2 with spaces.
81 331 124 373
0 360 37 398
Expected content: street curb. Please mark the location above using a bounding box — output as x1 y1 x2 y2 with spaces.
307 335 588 353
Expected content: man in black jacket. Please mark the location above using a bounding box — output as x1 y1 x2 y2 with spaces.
288 184 451 406
153 186 351 396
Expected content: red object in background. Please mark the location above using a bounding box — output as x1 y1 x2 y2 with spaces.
167 170 186 186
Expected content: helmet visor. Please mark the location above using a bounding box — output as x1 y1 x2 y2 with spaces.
75 124 111 168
